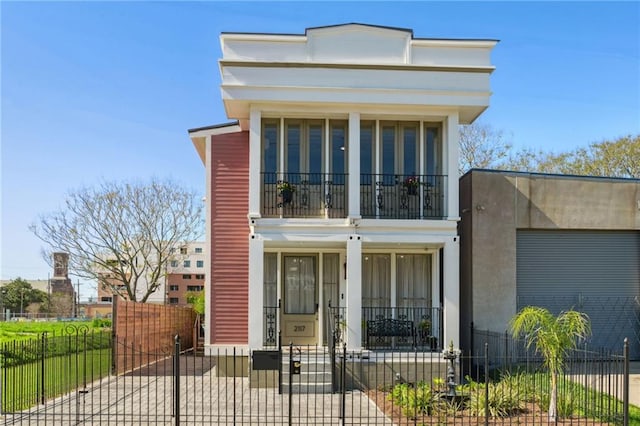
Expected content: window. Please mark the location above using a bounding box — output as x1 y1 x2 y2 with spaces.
196 260 204 268
170 260 178 268
168 298 179 304
169 285 179 291
195 274 205 280
100 296 112 303
194 247 203 254
180 247 187 255
182 274 192 279
425 125 442 175
262 119 348 179
183 260 190 268
187 285 203 292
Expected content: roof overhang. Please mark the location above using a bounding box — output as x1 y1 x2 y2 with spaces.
187 121 242 164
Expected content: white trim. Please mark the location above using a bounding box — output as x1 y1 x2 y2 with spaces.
348 112 361 218
248 236 264 349
249 109 262 218
189 124 242 138
346 236 362 350
204 136 212 347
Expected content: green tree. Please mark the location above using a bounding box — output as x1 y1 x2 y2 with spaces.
510 306 590 422
503 134 639 178
0 278 47 314
186 291 205 315
30 178 204 302
560 134 639 178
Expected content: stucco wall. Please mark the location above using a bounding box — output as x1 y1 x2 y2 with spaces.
459 170 640 349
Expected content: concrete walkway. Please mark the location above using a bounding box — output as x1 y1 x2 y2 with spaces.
2 362 392 425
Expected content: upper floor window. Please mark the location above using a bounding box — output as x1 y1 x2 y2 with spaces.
182 274 192 279
170 260 178 268
194 247 203 254
180 247 187 255
360 121 442 179
262 119 348 180
195 274 205 280
196 260 204 268
183 260 190 268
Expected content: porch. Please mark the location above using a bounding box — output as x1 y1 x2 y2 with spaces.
263 305 443 352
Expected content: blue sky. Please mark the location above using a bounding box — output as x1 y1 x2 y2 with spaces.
1 1 639 298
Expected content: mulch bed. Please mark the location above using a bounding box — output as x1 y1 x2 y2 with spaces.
366 390 611 425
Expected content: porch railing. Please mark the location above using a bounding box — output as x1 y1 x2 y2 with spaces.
362 306 442 350
360 174 446 219
263 303 280 347
261 172 347 218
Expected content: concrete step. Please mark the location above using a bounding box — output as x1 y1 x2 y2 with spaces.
280 382 333 394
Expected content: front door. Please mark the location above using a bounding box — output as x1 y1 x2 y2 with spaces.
281 255 318 345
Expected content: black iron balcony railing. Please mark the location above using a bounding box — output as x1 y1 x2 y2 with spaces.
261 172 348 218
362 306 442 351
361 174 446 219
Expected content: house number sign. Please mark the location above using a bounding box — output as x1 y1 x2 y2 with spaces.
285 321 313 337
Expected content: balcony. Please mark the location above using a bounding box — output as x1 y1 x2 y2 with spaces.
262 172 347 218
260 173 447 219
361 174 446 219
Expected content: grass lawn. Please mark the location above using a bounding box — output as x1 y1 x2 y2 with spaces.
1 347 112 412
0 320 96 343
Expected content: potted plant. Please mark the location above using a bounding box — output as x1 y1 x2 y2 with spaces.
277 181 295 204
403 176 419 196
419 319 437 349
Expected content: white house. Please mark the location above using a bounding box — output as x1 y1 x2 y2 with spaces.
189 23 497 352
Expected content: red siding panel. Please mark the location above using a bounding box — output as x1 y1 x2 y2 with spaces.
210 131 249 344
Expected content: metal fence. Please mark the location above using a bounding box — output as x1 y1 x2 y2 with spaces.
1 330 631 425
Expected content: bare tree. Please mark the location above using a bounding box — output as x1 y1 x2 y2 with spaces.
459 122 513 175
31 178 204 302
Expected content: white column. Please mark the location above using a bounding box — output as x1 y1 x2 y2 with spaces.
248 108 262 218
445 112 460 220
345 235 362 350
248 235 264 349
443 236 460 349
348 112 361 218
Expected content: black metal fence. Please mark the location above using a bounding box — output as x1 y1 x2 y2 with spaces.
1 331 632 425
261 172 348 218
0 325 111 414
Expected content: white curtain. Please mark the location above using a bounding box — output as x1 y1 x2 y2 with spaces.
396 254 431 309
362 254 390 308
285 256 316 314
263 253 278 307
323 254 339 310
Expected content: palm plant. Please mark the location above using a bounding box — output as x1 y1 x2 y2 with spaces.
510 306 590 422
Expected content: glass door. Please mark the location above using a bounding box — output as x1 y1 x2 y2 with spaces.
281 255 318 345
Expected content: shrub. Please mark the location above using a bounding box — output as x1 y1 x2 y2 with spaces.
92 318 112 328
467 381 523 418
389 381 436 417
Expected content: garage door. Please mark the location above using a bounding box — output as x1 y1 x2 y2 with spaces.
516 230 640 359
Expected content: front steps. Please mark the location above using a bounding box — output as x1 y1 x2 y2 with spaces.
281 348 333 394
